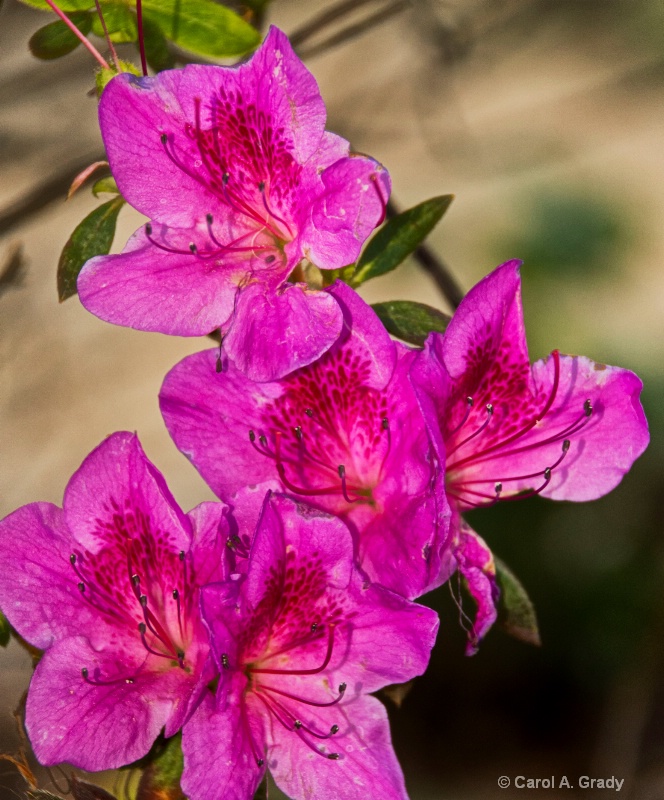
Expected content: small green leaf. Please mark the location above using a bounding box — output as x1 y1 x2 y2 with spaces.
57 196 124 302
494 557 541 647
95 59 141 97
28 13 92 60
142 16 176 72
371 300 450 347
0 609 10 647
91 2 137 43
142 0 261 59
351 195 454 287
92 176 119 196
136 732 184 800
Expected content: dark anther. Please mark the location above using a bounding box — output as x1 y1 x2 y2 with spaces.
328 753 341 760
259 435 268 447
132 574 140 587
258 181 265 192
265 255 276 263
311 622 318 632
206 213 213 224
584 399 593 417
338 465 346 479
125 678 135 684
249 430 256 442
256 759 264 767
216 355 223 374
466 396 474 406
177 650 185 660
294 426 303 441
486 403 494 414
139 594 148 607
179 551 186 562
294 720 303 729
145 222 152 235
81 668 89 679
381 417 389 430
70 554 76 565
305 408 314 417
562 439 571 453
330 725 339 734
138 622 147 634
544 468 552 480
78 582 85 593
222 172 230 185
160 133 168 144
172 589 179 600
221 653 230 670
338 683 347 693
495 482 503 494
189 243 197 254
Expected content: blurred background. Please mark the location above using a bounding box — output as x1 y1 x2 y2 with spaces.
1 0 663 797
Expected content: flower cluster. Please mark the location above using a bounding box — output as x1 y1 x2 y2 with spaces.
0 24 649 800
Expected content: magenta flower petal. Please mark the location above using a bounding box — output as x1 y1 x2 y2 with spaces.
182 493 437 800
78 227 241 336
222 280 344 382
79 27 390 378
269 694 409 800
26 636 183 769
182 688 265 800
0 432 229 771
453 525 499 657
161 282 449 599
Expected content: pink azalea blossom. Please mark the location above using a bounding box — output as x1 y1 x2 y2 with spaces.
160 281 450 600
181 493 439 800
411 260 650 653
0 432 228 770
77 27 390 381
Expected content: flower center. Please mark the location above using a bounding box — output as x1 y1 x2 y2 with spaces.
445 350 594 509
70 519 193 685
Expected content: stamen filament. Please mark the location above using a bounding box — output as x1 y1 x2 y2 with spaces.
249 624 336 676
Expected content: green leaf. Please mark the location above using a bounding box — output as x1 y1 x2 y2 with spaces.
371 300 450 347
0 609 9 647
494 557 541 647
142 16 176 72
142 0 261 58
351 195 454 287
57 196 124 302
92 176 119 196
18 0 93 10
136 732 184 800
28 13 92 60
90 2 137 43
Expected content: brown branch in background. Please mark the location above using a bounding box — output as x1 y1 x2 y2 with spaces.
0 153 105 237
0 242 26 298
291 0 410 59
386 199 464 309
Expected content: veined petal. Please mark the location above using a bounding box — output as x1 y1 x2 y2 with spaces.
268 694 409 800
181 687 266 800
223 281 345 382
78 226 244 337
63 431 191 554
26 636 181 770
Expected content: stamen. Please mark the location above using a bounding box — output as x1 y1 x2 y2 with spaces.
138 622 176 662
173 589 184 639
258 181 294 238
257 680 347 708
447 403 494 457
338 465 359 504
249 624 337 676
82 667 135 686
221 653 230 670
449 396 474 436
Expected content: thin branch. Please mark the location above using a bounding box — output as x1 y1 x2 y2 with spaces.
0 243 26 298
386 199 464 309
0 153 105 237
289 0 383 49
294 0 410 60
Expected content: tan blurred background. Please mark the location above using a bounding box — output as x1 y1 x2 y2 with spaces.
1 1 663 798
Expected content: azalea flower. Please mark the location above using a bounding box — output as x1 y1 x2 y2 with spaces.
0 432 228 770
181 493 439 800
77 26 390 381
160 281 450 600
411 260 650 652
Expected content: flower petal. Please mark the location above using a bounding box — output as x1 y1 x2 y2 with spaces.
26 636 184 770
223 281 344 381
268 694 409 800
